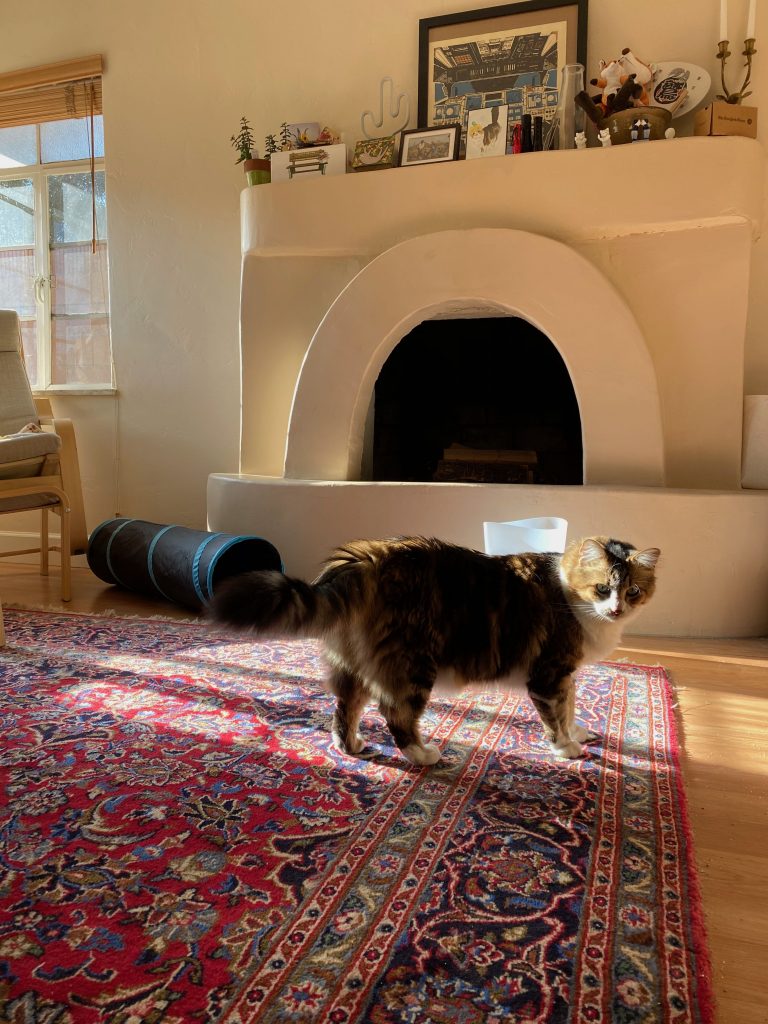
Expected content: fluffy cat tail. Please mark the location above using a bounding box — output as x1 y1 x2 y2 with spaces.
207 568 355 637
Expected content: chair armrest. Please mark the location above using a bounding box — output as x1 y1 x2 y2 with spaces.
50 416 88 554
30 399 88 554
34 397 54 420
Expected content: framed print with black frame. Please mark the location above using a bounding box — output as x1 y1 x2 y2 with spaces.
418 0 588 144
397 126 461 167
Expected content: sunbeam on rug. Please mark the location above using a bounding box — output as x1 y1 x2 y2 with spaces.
0 609 712 1023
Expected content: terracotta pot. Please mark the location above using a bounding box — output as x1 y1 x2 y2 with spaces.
243 157 271 185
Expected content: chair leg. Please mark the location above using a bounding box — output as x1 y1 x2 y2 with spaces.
59 502 72 603
0 598 5 646
40 507 49 576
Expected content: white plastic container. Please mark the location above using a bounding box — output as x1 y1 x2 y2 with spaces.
483 516 568 556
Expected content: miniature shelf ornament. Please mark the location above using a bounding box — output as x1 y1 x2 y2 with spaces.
361 77 411 140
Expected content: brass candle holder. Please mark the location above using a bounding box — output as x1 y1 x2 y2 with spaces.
716 37 757 103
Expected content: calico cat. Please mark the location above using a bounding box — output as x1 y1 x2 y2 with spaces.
209 535 660 767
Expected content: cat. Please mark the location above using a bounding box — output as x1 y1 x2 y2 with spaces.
208 535 660 767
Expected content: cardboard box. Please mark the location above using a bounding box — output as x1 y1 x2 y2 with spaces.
694 101 758 138
270 143 347 183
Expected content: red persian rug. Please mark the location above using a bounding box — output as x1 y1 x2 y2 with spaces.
0 609 713 1024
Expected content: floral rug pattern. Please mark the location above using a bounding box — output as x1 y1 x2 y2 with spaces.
0 609 712 1023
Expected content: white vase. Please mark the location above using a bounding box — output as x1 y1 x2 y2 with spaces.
555 64 586 150
483 516 568 556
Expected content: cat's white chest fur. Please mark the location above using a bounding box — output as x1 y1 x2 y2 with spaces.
578 618 626 665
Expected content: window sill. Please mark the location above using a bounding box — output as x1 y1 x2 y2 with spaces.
32 387 118 398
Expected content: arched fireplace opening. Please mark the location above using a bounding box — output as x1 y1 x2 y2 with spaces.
363 316 583 485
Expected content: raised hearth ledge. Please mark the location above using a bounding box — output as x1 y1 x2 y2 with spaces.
208 475 768 639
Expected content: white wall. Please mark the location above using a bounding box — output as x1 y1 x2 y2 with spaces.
1 0 766 538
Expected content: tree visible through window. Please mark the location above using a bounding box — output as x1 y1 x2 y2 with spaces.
0 114 111 388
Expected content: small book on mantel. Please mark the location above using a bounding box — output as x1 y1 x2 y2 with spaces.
649 69 689 115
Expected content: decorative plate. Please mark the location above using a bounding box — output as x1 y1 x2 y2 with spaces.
648 61 711 118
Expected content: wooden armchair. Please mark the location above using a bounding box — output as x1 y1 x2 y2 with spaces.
0 310 87 626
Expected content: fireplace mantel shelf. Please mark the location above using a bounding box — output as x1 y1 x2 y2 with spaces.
242 136 764 255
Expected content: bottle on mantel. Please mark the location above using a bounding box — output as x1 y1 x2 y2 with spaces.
532 116 544 151
512 122 523 153
521 114 533 152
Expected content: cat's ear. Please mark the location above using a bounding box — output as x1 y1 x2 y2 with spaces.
633 547 661 569
578 539 605 565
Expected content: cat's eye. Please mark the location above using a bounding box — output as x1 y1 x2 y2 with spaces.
626 585 641 598
595 583 611 596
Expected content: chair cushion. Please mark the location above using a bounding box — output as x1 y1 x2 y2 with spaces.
0 309 39 435
0 431 63 511
0 309 24 354
0 431 61 479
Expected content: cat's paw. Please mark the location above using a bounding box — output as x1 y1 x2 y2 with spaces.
551 740 585 760
332 729 367 757
570 723 600 744
402 742 441 766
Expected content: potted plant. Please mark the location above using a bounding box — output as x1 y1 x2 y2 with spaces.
230 116 270 185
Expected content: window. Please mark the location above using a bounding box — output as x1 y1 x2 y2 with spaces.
0 57 111 390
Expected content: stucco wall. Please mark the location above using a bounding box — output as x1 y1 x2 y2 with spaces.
1 0 766 539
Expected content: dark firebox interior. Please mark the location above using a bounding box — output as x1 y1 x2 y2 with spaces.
367 317 583 485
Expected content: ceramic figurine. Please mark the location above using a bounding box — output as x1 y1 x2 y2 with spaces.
598 127 612 147
630 118 651 142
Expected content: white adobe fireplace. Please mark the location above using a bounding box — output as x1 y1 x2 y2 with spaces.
208 136 768 637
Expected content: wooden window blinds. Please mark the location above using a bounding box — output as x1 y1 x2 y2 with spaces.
0 55 103 129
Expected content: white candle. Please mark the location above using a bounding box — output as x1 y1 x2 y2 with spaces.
747 0 756 38
720 0 728 40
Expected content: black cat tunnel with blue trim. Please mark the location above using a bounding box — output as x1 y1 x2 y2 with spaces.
86 518 283 611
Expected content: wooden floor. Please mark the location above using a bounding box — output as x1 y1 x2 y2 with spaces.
1 563 766 1024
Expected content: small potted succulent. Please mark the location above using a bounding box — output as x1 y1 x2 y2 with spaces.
230 116 270 185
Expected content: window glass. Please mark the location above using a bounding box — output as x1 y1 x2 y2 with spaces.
0 243 36 316
0 120 111 389
0 178 35 246
41 115 104 163
0 125 37 168
50 241 109 317
50 312 111 386
19 318 39 386
48 171 107 244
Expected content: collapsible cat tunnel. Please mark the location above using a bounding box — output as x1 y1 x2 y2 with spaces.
86 518 283 611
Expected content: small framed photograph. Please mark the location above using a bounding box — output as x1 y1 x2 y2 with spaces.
397 126 460 167
351 135 397 171
286 121 321 146
270 142 347 183
465 104 509 158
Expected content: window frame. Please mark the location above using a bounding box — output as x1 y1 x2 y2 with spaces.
0 126 112 393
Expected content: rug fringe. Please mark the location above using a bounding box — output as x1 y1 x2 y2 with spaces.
658 665 718 1024
2 602 201 624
